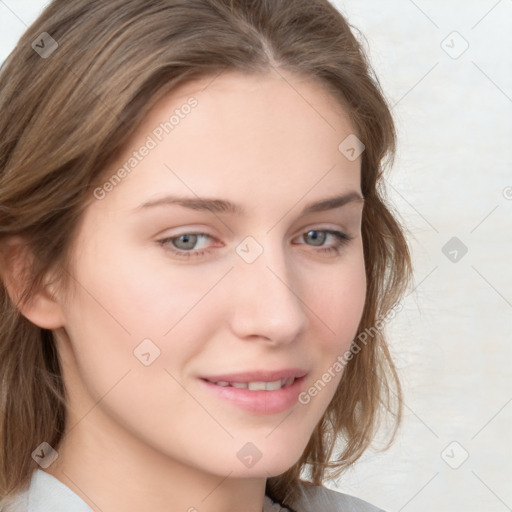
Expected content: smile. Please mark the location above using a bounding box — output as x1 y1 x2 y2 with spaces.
205 377 296 391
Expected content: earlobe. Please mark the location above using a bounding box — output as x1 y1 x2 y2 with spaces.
18 284 67 330
0 236 66 330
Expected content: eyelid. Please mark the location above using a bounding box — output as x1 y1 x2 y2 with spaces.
156 222 352 243
156 224 355 260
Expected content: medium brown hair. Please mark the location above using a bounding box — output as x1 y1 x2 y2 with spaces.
0 0 412 508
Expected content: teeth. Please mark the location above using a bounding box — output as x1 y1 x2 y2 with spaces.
211 377 296 390
248 380 279 391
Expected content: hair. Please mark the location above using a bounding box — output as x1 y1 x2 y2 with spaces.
0 0 412 509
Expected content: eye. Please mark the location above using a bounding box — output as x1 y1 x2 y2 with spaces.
297 229 353 256
157 229 354 259
158 232 215 259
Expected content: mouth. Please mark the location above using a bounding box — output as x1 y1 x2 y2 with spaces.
198 372 308 415
201 376 297 391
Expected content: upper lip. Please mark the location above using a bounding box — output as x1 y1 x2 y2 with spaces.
200 368 308 383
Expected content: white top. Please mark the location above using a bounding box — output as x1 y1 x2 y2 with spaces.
0 469 385 512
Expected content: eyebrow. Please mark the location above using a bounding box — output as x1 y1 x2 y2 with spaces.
136 191 364 216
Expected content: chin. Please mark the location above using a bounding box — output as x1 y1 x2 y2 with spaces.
252 450 304 477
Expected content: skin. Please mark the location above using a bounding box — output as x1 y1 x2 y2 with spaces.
10 68 366 512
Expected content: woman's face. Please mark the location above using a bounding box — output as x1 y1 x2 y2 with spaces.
53 69 366 478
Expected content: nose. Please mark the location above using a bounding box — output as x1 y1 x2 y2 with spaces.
227 238 310 346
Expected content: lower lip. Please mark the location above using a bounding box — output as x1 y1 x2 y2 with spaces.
199 376 306 414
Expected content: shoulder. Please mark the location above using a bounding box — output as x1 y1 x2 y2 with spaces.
0 469 93 512
0 485 28 512
284 479 387 512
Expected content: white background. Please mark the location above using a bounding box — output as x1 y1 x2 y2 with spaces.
1 1 511 511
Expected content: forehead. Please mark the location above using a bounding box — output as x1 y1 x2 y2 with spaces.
123 67 355 154
155 68 352 130
93 69 362 214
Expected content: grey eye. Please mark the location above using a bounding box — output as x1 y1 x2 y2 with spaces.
303 230 327 246
172 234 200 250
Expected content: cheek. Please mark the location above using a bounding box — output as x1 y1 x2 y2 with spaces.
66 230 192 341
60 235 218 395
301 254 366 405
59 237 164 402
314 254 367 346
59 268 198 447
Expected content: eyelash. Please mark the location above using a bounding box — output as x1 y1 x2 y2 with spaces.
157 229 354 260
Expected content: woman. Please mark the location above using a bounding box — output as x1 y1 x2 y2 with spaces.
0 1 412 511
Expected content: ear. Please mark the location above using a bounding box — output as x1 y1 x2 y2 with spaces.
0 235 66 329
